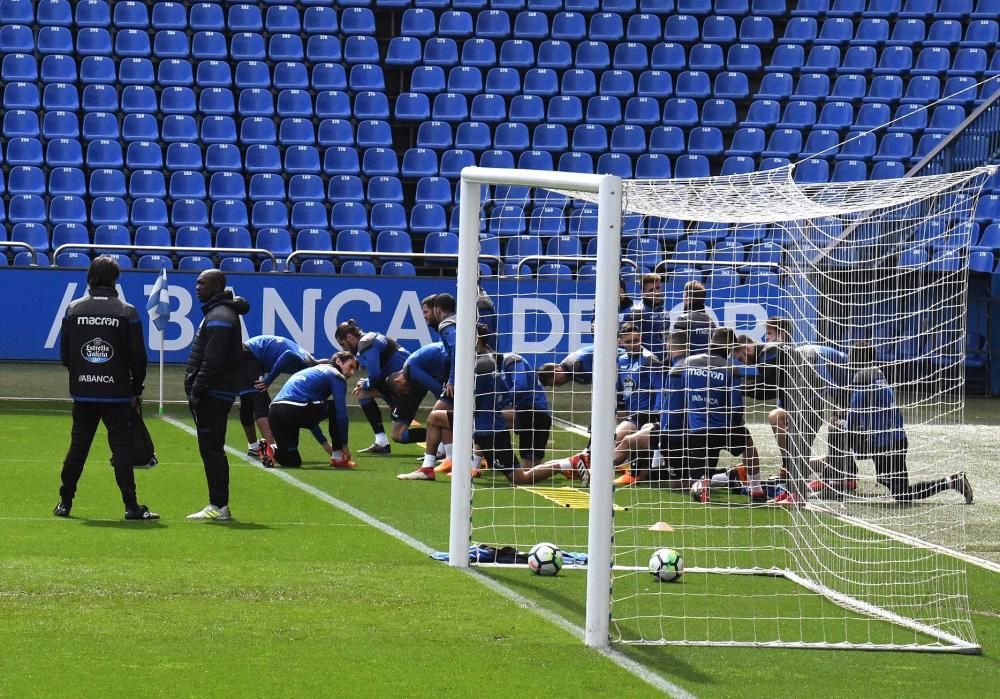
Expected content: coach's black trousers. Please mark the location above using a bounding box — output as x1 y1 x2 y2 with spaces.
60 401 138 509
190 396 233 508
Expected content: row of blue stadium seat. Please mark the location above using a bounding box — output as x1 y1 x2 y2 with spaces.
0 56 352 90
0 2 339 33
0 77 989 126
0 27 342 61
0 1 342 28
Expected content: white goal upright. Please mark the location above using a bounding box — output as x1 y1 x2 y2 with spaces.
449 164 993 654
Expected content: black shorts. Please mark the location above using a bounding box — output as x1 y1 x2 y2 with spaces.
473 430 518 473
512 408 551 461
390 387 427 425
239 350 270 421
652 428 748 480
625 412 659 429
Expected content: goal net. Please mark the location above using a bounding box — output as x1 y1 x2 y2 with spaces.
449 164 993 653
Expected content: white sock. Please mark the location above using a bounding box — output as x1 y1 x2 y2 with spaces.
422 453 437 469
711 473 729 488
471 455 481 470
248 442 259 452
444 443 454 460
651 449 662 470
374 432 389 447
332 449 343 460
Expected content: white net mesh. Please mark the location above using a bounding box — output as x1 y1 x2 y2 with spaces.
464 165 993 653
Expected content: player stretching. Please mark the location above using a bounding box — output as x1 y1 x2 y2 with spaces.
839 342 973 504
614 322 662 443
369 342 449 446
398 354 528 483
335 320 410 455
267 352 359 469
622 272 670 361
240 335 326 462
671 280 717 357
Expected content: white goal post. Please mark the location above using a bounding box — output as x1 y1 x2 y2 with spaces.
449 168 622 647
449 163 994 653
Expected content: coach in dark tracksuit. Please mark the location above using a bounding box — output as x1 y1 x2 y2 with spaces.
55 256 158 520
184 269 249 521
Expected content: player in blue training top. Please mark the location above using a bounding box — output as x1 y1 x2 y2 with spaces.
622 272 671 362
827 342 973 504
480 323 552 471
614 322 663 443
671 280 717 358
240 335 325 461
371 342 449 446
267 351 359 469
432 293 458 402
335 319 410 455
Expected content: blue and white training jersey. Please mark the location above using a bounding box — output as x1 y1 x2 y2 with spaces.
246 335 313 386
558 345 629 384
844 367 906 453
356 331 409 391
273 364 351 446
403 342 450 397
473 355 510 433
665 352 743 433
438 315 458 388
617 348 662 416
622 301 670 361
496 353 549 412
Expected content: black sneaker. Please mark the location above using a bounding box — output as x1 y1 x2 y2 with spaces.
950 473 974 505
124 505 160 521
53 501 71 517
359 443 391 454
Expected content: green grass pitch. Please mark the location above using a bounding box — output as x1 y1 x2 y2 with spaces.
1 403 998 698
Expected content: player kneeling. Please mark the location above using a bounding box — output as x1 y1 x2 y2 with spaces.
266 351 359 469
834 342 973 505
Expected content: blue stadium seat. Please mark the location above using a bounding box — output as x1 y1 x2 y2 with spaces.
643 127 682 158
571 123 607 153
871 161 906 179
942 76 978 106
548 95 584 124
835 131 877 160
779 100 817 129
762 129 803 159
88 169 125 197
251 201 289 231
755 72 793 100
362 148 399 177
49 167 86 196
831 159 867 181
925 19 962 48
423 231 460 263
663 14 699 43
662 97 699 127
814 101 852 131
926 105 966 134
735 16 772 46
793 73 830 101
901 75 941 105
702 16 737 44
725 127 766 157
688 127 724 156
888 103 928 134
170 171 205 199
280 118 316 146
719 156 753 175
674 154 710 179
172 200 209 229
531 124 569 152
576 41 611 71
92 222 130 253
40 55 76 84
801 129 840 159
850 18 890 46
675 71 711 99
714 72 750 101
963 20 999 48
863 75 903 103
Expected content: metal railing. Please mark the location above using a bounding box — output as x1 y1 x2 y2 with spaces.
284 249 504 273
0 241 39 266
907 79 1000 178
50 243 277 268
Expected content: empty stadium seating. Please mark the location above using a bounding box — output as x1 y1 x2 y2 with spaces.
0 0 994 278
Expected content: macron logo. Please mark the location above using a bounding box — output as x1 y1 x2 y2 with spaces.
77 316 120 327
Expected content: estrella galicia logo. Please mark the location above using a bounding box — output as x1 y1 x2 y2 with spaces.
82 338 114 364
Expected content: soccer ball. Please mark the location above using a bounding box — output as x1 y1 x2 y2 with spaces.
649 548 683 583
527 542 563 576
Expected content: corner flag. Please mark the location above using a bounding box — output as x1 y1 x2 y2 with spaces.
146 268 169 332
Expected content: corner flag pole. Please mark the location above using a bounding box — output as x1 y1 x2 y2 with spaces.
146 268 169 414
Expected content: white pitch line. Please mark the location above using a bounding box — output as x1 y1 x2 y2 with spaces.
161 414 694 699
